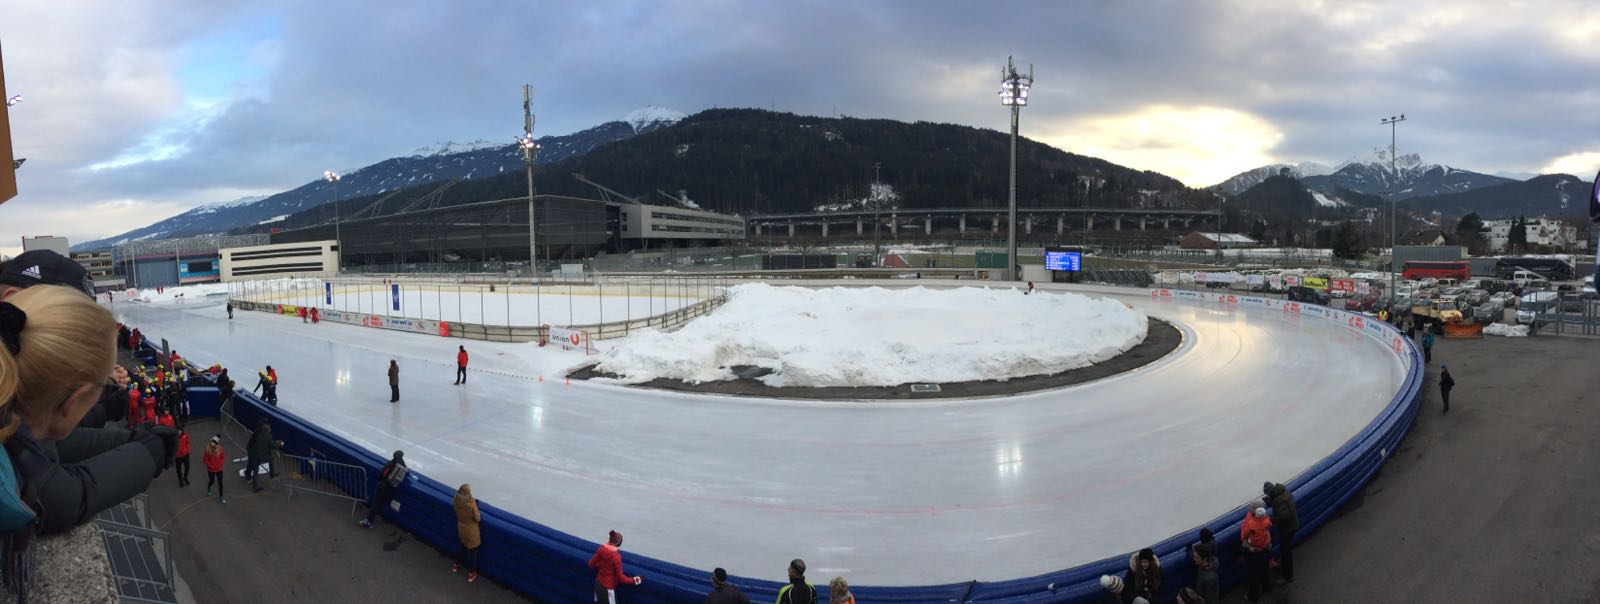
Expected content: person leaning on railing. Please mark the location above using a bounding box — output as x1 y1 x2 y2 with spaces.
0 256 179 536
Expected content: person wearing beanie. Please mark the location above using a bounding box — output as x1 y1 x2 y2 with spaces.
1440 364 1455 414
1098 574 1128 604
1189 528 1220 604
778 559 817 604
361 450 408 528
203 435 227 503
588 530 641 603
1240 501 1275 603
1124 547 1161 602
828 576 853 604
1263 481 1300 584
704 567 749 604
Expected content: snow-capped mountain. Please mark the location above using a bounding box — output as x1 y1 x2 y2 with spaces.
1301 147 1511 200
75 108 684 251
1405 173 1591 219
625 106 687 134
1212 162 1334 194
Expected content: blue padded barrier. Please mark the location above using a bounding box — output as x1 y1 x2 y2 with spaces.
126 287 1425 604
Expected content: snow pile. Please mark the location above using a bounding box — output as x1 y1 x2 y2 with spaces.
128 282 230 303
596 284 1148 388
1483 323 1529 337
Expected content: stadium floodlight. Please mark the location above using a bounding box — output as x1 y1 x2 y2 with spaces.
1381 113 1406 296
1000 56 1033 281
520 84 541 274
4 95 18 107
325 170 342 270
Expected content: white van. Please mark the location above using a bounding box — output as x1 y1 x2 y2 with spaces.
1438 278 1460 288
1511 270 1540 287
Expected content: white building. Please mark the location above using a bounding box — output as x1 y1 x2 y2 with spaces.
219 240 339 282
1485 218 1584 251
619 203 746 243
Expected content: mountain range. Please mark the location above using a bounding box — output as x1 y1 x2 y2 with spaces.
74 107 688 251
1403 173 1592 219
1215 148 1514 201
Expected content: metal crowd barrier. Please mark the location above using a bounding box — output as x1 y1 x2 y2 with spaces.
280 452 370 516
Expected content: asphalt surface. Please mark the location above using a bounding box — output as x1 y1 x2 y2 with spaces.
1222 333 1600 603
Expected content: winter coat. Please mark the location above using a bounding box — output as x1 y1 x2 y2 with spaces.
457 349 469 368
156 414 175 428
246 427 274 460
387 363 399 386
704 583 752 604
588 543 637 589
1125 553 1162 602
1240 511 1273 553
176 433 190 458
1422 332 1435 349
10 426 161 535
777 578 818 604
1441 371 1455 391
203 444 225 472
377 459 407 493
1265 483 1300 534
453 491 481 549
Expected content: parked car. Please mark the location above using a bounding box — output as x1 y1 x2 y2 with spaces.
1583 276 1597 299
1516 291 1559 324
1329 289 1349 299
1441 287 1465 297
1473 300 1504 324
1287 286 1330 305
1490 291 1518 308
1462 289 1491 306
1347 293 1381 312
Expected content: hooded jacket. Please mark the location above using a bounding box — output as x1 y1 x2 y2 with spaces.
203 443 225 472
1264 483 1299 534
588 543 638 590
453 490 481 549
1240 509 1274 553
1125 552 1162 601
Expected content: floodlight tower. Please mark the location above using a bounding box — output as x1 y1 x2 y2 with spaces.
999 56 1033 281
519 85 541 273
324 170 341 266
1381 113 1406 295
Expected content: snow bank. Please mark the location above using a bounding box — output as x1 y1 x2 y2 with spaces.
127 283 230 303
1483 323 1529 337
596 283 1148 388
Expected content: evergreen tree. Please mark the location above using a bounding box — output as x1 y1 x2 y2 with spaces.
1248 219 1268 243
1507 214 1528 253
1455 212 1488 255
1332 221 1364 259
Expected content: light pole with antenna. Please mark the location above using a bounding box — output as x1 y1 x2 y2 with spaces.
1382 113 1406 295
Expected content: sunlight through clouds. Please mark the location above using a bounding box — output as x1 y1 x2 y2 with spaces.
1037 105 1285 187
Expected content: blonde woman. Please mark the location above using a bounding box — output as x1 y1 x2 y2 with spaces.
452 483 481 582
829 576 854 604
0 285 174 534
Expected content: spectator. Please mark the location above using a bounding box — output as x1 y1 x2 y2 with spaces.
778 559 816 604
203 436 226 503
704 567 749 604
828 576 854 604
1098 575 1128 604
360 450 408 528
1263 482 1299 584
1240 501 1274 603
1441 364 1455 414
216 368 234 409
244 420 280 492
1406 316 1418 341
1176 587 1204 604
1188 528 1220 604
156 411 175 428
0 285 176 534
588 530 641 603
454 346 469 385
1125 547 1161 602
1421 330 1435 363
174 427 191 488
452 483 481 582
388 360 400 403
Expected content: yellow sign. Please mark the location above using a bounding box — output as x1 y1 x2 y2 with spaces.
1302 277 1328 289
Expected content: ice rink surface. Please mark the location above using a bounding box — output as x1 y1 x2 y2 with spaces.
113 286 1402 585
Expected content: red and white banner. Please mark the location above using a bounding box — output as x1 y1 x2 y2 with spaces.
1331 279 1356 293
546 325 593 354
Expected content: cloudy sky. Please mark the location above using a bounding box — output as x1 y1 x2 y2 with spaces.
3 0 1599 257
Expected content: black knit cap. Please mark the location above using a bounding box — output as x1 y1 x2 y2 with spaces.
0 250 94 298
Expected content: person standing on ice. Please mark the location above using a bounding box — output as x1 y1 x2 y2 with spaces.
588 530 641 603
454 346 469 385
388 360 401 402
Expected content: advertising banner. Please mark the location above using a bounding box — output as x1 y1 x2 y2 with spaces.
1269 276 1282 289
547 326 591 352
325 282 332 305
1285 276 1300 287
1302 277 1328 289
1331 279 1355 293
1247 275 1265 285
390 284 401 311
1357 282 1371 296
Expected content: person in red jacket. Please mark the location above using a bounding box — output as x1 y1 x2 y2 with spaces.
127 387 142 427
266 365 278 386
454 346 469 385
1240 500 1275 603
589 530 641 603
202 435 227 503
174 428 192 487
156 411 175 428
142 406 157 428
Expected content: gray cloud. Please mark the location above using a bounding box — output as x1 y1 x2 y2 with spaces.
4 0 1600 254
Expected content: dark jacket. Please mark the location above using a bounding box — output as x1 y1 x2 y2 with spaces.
1441 371 1455 391
1125 552 1162 602
777 578 817 604
1265 483 1299 534
11 427 160 535
704 583 750 604
77 383 125 428
377 458 407 493
246 426 275 460
387 363 399 386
